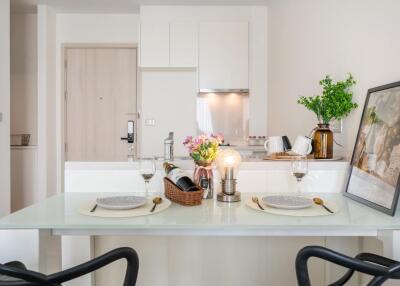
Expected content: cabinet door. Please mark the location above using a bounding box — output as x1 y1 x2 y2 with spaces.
140 21 169 67
199 22 249 90
170 22 197 67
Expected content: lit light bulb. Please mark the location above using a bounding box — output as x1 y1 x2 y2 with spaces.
216 149 242 202
216 149 242 179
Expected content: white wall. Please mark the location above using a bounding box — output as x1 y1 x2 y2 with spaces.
249 7 268 136
267 0 400 157
55 13 139 192
11 13 38 145
0 0 11 217
57 14 139 43
37 5 57 200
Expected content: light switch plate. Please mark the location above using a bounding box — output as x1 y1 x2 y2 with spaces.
145 118 155 126
0 112 2 122
331 119 342 133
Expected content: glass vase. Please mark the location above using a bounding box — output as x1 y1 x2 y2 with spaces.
193 161 214 199
313 123 333 159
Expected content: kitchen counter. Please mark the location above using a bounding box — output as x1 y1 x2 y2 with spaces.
65 159 349 194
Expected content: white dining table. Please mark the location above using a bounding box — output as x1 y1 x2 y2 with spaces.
0 192 399 286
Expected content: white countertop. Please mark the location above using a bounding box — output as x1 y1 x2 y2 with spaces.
65 158 349 171
0 192 399 236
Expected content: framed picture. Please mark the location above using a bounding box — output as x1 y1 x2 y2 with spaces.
344 81 400 216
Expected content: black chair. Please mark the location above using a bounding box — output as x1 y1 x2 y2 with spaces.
296 246 400 286
0 247 139 286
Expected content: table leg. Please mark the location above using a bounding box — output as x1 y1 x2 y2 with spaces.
62 235 94 286
378 230 400 261
38 229 61 275
325 237 360 286
377 230 400 286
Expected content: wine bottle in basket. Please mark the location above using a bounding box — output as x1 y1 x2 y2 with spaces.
163 163 199 192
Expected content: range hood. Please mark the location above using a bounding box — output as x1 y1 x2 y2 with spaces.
199 88 249 94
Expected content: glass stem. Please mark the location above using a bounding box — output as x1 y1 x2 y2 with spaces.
145 180 149 197
296 179 301 196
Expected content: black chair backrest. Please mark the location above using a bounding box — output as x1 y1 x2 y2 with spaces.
0 247 139 286
296 245 400 286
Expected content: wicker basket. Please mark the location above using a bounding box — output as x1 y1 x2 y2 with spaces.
164 177 203 206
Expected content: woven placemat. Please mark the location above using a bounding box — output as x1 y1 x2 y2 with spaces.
79 197 171 218
246 197 339 217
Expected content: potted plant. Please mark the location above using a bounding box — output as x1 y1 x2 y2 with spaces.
183 134 223 199
297 74 358 159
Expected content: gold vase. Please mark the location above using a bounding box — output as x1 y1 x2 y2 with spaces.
313 123 333 159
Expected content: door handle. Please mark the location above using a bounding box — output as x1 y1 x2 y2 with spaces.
121 120 134 143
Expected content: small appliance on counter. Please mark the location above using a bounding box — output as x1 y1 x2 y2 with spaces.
164 132 174 161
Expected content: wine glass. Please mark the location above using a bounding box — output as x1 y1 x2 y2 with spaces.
139 157 156 197
291 156 308 196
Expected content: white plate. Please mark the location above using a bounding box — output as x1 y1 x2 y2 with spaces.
262 195 313 210
96 196 147 210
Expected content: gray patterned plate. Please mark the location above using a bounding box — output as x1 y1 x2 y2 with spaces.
96 196 147 210
262 195 313 210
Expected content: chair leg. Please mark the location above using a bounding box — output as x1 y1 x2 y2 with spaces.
367 263 400 286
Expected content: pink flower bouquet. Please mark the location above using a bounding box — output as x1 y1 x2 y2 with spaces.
183 134 223 165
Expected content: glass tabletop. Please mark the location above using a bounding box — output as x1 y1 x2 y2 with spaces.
0 192 399 231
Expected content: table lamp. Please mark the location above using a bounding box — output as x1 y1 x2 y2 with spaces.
215 149 242 202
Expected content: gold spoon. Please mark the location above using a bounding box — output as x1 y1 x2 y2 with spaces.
313 197 334 213
150 197 162 213
252 197 264 210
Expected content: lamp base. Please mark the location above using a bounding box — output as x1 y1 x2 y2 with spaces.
217 191 241 202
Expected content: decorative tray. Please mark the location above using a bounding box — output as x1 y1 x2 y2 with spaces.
263 152 343 161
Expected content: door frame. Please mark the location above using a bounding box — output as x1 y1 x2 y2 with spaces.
61 43 140 185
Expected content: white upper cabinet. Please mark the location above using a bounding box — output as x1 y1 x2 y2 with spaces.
199 22 249 90
170 22 197 68
139 21 197 68
139 21 169 67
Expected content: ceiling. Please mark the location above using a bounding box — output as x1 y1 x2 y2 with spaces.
11 0 268 13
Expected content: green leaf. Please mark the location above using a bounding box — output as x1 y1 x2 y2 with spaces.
297 74 358 123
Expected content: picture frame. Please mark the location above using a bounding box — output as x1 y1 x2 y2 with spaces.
344 81 400 216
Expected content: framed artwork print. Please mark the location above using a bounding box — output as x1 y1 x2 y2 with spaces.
344 81 400 216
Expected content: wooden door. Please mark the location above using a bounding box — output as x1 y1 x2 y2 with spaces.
65 47 137 161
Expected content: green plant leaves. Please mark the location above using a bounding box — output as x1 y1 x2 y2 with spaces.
297 74 358 123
